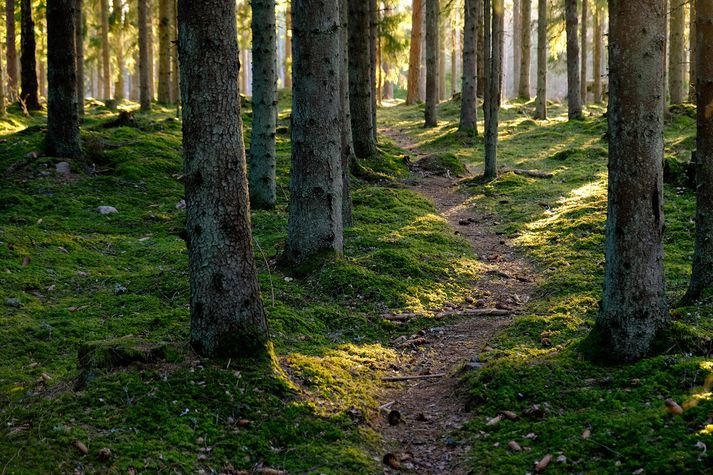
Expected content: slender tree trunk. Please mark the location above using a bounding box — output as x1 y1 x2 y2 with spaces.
580 0 588 103
459 0 478 132
533 0 546 118
512 0 520 97
476 0 484 97
177 0 269 358
131 48 139 100
38 21 46 99
157 0 171 103
593 3 602 103
348 0 376 157
406 0 424 105
19 0 39 110
518 0 531 99
112 0 124 101
565 0 582 119
688 1 696 102
369 0 377 141
171 0 178 104
669 0 685 104
138 0 151 111
47 0 81 158
6 0 17 101
100 0 111 98
686 0 713 301
74 0 84 115
591 0 668 363
484 0 503 179
383 62 394 99
248 0 277 210
451 12 457 96
339 0 354 227
438 18 446 100
284 0 344 265
0 33 5 117
420 23 426 99
424 0 439 127
284 4 291 90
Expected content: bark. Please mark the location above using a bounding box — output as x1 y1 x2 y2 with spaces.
424 0 439 127
177 0 269 358
46 0 81 158
0 33 5 117
248 0 277 210
476 0 484 97
518 0 531 99
592 0 668 363
565 0 582 119
686 0 713 301
112 0 124 101
6 0 17 100
593 3 602 103
348 0 376 157
284 4 291 89
533 0 546 118
74 0 84 115
438 17 446 100
459 0 478 132
512 0 520 96
383 62 394 99
157 0 171 103
100 0 111 98
668 0 685 104
419 22 426 99
284 0 344 265
19 0 39 110
171 0 178 104
369 0 377 141
406 0 424 104
147 0 154 99
580 0 588 103
138 0 151 111
38 21 45 99
339 0 354 227
688 1 696 102
451 14 457 96
484 0 503 180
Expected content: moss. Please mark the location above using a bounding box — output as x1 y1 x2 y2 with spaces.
414 152 468 177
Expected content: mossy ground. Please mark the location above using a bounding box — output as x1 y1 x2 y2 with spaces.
379 99 713 474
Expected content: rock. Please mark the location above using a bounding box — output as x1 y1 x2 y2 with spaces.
97 206 118 215
55 162 71 175
5 298 22 308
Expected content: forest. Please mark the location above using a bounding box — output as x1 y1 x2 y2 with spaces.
0 0 712 473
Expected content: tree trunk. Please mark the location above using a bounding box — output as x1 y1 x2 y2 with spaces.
459 0 478 133
0 32 5 117
38 21 46 99
406 0 424 104
74 0 84 115
533 0 546 118
47 0 81 158
284 0 344 265
591 0 668 363
424 0 438 127
512 0 520 97
580 0 588 104
688 1 696 102
348 0 376 157
383 62 394 99
148 0 155 99
369 0 377 141
131 48 139 100
100 0 111 98
451 13 457 96
157 0 172 103
438 18 446 100
476 0 484 97
177 0 269 358
112 0 125 101
339 0 354 227
484 0 503 180
668 0 685 104
138 0 151 111
284 4 291 90
6 0 17 100
518 0 531 99
686 0 713 301
565 0 582 119
19 0 39 110
593 3 602 103
171 0 178 104
248 0 277 210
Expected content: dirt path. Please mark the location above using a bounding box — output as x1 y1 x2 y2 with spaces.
376 127 536 474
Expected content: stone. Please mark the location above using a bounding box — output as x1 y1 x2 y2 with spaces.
55 162 71 175
97 206 118 215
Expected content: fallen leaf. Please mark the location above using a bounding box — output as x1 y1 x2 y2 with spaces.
508 440 522 452
582 428 591 439
41 373 52 382
486 415 503 426
502 410 518 420
665 398 683 415
74 440 89 455
535 454 553 472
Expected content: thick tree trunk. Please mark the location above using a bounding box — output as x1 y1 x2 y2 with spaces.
100 0 111 98
518 0 531 99
74 0 84 115
686 0 713 301
592 0 668 363
406 0 424 105
19 0 39 110
248 0 277 210
459 0 478 132
157 0 172 103
348 0 376 157
177 0 269 358
476 0 484 97
512 0 520 96
565 0 582 119
688 1 696 102
580 0 588 103
6 0 17 100
284 0 344 265
369 0 377 141
533 0 546 118
138 0 151 111
593 3 602 103
668 0 685 104
484 0 503 180
147 0 154 99
339 0 354 227
424 0 438 127
284 4 291 90
46 0 81 158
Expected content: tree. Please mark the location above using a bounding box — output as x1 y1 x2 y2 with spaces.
369 0 377 140
589 0 668 363
74 0 84 115
483 0 503 180
100 0 111 98
533 0 547 118
46 0 81 158
111 0 125 100
248 0 277 210
438 14 446 100
689 1 696 102
512 0 520 96
685 0 713 302
138 0 151 111
177 0 269 358
284 4 291 90
283 0 344 266
668 0 685 104
424 0 438 127
348 0 376 158
339 0 354 227
518 0 531 99
476 0 484 97
157 0 172 104
19 0 39 110
459 0 477 133
0 34 5 118
592 2 602 103
406 0 424 105
565 0 582 119
579 0 588 103
6 0 18 101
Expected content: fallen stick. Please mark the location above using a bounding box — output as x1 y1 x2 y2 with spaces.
510 169 554 179
382 373 446 382
461 309 512 317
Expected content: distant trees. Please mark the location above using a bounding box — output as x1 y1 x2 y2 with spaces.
483 0 503 180
592 2 602 103
6 0 17 101
138 0 151 111
424 0 439 127
533 0 547 118
579 0 588 104
406 0 424 105
518 0 531 99
157 0 173 104
349 0 376 158
74 0 84 115
669 0 685 105
565 0 582 120
339 0 354 227
20 0 40 110
459 0 477 133
100 0 110 99
177 0 269 358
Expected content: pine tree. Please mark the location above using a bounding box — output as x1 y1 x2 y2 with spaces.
348 0 376 158
459 0 478 133
424 0 438 127
533 0 547 118
19 0 39 110
6 0 18 101
518 0 531 99
565 0 582 119
668 0 685 104
406 0 424 105
100 0 111 98
138 0 151 111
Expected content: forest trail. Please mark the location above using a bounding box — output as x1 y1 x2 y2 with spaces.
376 127 536 474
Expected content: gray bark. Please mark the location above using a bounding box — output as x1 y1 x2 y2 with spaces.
580 0 588 104
593 3 602 103
594 0 668 363
518 0 531 99
512 0 520 96
19 0 39 110
249 0 278 210
348 0 376 157
424 0 438 127
565 0 582 119
138 0 151 111
459 0 478 132
476 0 484 97
484 0 503 180
177 0 269 358
74 0 84 115
369 0 377 141
339 0 354 227
533 0 546 118
406 0 424 104
284 5 291 90
6 0 17 100
158 0 172 103
284 0 344 265
438 18 446 100
668 0 685 104
111 0 125 101
100 0 110 98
